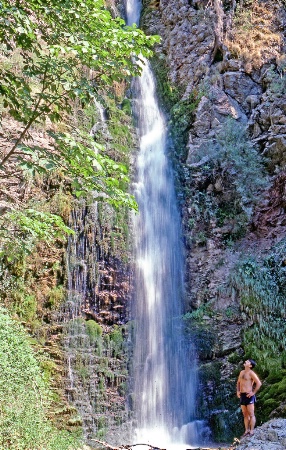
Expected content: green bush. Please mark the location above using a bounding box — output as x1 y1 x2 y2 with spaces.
218 120 267 205
86 320 103 342
225 241 286 422
0 308 81 449
45 286 65 310
109 325 124 358
228 249 286 375
186 119 268 244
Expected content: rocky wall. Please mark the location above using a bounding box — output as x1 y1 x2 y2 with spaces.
141 0 286 442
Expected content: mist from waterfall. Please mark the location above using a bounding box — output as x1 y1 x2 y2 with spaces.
125 0 201 447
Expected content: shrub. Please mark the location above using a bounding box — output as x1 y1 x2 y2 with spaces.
225 240 286 421
214 119 268 215
0 308 81 449
109 325 124 358
86 320 103 350
186 119 268 245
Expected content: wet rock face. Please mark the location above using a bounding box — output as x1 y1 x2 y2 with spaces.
235 418 286 450
66 203 132 326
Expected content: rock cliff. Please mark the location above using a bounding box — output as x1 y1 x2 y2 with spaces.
140 0 286 442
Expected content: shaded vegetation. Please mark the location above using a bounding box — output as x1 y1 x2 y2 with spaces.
0 309 81 449
225 240 286 422
228 246 286 375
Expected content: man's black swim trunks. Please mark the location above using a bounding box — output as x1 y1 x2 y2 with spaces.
240 392 256 406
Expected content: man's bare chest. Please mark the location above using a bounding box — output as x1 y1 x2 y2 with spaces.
241 371 252 381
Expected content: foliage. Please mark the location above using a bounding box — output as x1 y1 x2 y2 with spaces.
169 91 202 161
185 119 267 247
186 323 216 361
228 249 286 370
45 285 65 310
0 308 81 449
103 98 134 166
150 55 182 112
0 0 159 254
183 302 214 322
86 320 103 345
0 208 73 260
258 370 286 421
109 325 124 358
0 197 68 329
0 0 158 129
50 130 137 209
213 119 267 214
267 60 286 96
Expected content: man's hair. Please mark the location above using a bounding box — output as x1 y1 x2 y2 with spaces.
249 359 256 369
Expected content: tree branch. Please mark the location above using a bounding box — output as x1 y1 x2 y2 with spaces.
0 62 72 167
0 67 49 167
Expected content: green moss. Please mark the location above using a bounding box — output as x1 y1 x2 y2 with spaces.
96 201 130 262
109 325 124 358
45 285 65 309
12 292 37 322
222 240 286 423
121 98 132 115
40 359 58 383
118 381 127 396
98 96 134 168
85 320 103 355
258 370 286 421
183 302 214 322
76 364 90 383
199 361 221 385
169 92 202 162
86 320 103 341
150 55 182 112
228 351 242 364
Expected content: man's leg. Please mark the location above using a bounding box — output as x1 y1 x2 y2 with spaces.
246 403 256 434
240 405 250 433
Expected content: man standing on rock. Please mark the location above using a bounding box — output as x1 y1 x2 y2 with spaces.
236 359 262 437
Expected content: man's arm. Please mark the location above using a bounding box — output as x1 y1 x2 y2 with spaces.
236 372 242 398
248 371 262 396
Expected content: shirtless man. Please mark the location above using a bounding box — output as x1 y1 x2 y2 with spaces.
236 359 262 437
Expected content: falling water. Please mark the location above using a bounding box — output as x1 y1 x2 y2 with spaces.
126 0 201 448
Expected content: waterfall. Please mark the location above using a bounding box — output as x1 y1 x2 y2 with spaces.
125 0 201 447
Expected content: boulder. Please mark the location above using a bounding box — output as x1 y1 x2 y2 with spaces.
235 419 286 450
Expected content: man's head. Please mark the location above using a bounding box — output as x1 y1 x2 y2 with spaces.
249 359 256 369
244 358 256 369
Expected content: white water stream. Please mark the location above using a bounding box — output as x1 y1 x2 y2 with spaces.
126 1 202 448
